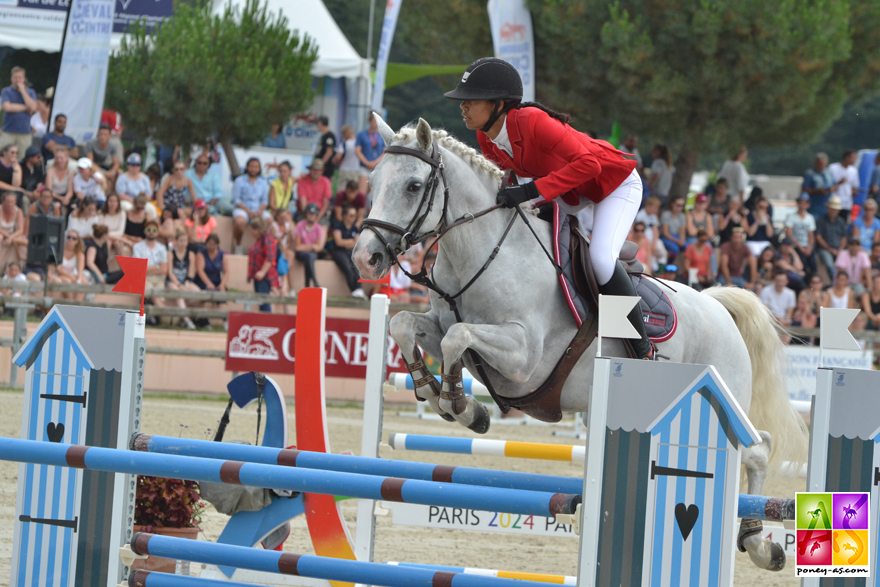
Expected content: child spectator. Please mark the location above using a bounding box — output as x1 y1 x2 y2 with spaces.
2 261 27 297
246 217 279 312
294 203 326 288
270 208 294 294
330 205 367 299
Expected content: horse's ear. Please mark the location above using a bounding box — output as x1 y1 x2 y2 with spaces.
416 118 433 153
374 113 395 144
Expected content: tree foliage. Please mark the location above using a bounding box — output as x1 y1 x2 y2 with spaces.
528 0 880 196
106 0 317 175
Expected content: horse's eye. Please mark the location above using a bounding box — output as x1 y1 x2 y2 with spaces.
407 182 422 193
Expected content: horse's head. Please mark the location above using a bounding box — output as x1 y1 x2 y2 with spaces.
353 115 448 281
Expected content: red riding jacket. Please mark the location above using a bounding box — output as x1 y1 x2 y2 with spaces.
477 107 637 205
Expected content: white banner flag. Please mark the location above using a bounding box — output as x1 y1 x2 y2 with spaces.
51 0 115 144
487 0 535 102
371 0 403 112
819 307 861 351
598 294 641 340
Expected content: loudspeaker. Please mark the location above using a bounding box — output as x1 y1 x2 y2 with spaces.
27 215 66 266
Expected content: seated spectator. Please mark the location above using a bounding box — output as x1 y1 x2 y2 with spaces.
132 219 168 320
815 196 847 283
232 157 271 250
0 145 22 194
166 228 200 329
760 272 796 326
754 248 777 296
380 256 413 303
269 208 294 294
686 193 715 245
98 193 128 256
83 224 123 285
717 197 748 245
73 158 106 207
745 196 774 256
123 194 148 251
195 234 228 292
185 200 217 248
333 181 366 227
45 146 74 211
67 197 99 238
330 205 367 299
718 227 755 289
791 291 819 328
835 239 871 297
707 178 731 217
145 163 162 199
247 217 279 312
158 161 196 218
775 238 806 294
298 160 332 222
269 161 297 214
263 123 286 149
41 114 79 161
186 154 228 216
20 146 44 207
115 153 152 207
162 205 187 247
635 196 665 270
83 123 120 188
862 273 880 330
852 198 880 251
683 228 715 290
870 242 880 274
659 196 686 261
822 270 855 309
28 185 62 217
294 203 326 288
0 190 27 262
49 230 88 299
334 125 361 189
1 261 35 297
629 221 653 274
785 193 817 276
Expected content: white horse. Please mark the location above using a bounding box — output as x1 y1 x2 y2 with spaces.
352 116 806 571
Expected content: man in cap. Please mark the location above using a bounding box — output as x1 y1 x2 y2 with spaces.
815 196 847 283
298 159 332 223
231 157 271 251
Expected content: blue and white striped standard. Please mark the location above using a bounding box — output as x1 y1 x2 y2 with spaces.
132 433 583 494
0 438 580 518
130 533 556 587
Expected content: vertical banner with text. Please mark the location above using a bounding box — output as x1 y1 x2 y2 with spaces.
52 0 115 144
370 0 403 112
487 0 535 102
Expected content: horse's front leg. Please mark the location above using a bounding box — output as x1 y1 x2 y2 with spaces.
738 431 786 571
438 321 540 433
389 310 453 422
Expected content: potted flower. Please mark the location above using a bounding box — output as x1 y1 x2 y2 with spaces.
131 475 204 573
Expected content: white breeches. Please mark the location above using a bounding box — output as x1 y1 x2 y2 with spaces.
588 170 643 285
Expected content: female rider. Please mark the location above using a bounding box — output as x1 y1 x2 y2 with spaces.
445 57 652 359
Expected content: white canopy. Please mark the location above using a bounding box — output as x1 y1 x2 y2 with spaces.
0 0 368 80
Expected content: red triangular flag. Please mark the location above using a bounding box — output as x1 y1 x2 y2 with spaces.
113 256 148 315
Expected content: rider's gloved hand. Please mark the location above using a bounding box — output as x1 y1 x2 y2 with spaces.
496 182 540 208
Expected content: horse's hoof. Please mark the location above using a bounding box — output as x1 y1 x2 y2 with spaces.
765 541 785 571
466 402 491 434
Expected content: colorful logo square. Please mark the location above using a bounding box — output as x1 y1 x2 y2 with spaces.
797 530 832 565
796 493 833 530
832 529 869 566
832 493 869 530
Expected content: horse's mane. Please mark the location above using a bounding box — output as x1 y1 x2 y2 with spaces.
392 126 504 184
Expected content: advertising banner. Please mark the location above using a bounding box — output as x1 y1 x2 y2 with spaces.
225 312 408 378
0 0 171 33
782 346 872 403
370 0 402 111
487 0 535 102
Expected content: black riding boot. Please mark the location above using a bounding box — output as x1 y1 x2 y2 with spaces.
598 262 654 359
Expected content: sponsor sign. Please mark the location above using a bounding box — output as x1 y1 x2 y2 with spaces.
782 347 872 404
225 312 407 378
0 0 171 32
487 0 536 102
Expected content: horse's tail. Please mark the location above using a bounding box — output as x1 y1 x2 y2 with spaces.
703 286 808 473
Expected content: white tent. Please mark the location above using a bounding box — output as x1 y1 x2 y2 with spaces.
0 0 369 81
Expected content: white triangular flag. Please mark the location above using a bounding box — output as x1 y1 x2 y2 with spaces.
819 307 861 351
598 294 641 340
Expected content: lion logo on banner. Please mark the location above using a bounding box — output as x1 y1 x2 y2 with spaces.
229 325 279 360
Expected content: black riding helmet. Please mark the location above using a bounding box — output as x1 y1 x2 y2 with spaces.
445 58 523 133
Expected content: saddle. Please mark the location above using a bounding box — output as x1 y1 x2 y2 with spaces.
490 204 676 423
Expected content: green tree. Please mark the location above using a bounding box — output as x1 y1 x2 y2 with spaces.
529 0 880 197
106 0 317 176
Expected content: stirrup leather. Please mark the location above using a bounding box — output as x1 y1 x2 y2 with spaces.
440 361 468 415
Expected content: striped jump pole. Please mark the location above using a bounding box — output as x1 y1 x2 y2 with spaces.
0 437 579 518
128 533 556 587
132 433 583 494
388 562 576 585
388 433 586 462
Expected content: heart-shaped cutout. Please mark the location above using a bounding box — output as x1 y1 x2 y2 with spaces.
674 503 699 541
46 422 65 443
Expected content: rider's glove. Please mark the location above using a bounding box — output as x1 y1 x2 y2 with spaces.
496 182 540 208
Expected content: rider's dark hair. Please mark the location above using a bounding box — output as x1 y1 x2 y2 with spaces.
504 100 572 125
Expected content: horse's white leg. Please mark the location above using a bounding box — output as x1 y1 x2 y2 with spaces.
738 431 786 571
389 311 452 421
437 321 539 432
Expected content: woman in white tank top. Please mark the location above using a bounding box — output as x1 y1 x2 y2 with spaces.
49 230 88 300
823 270 854 309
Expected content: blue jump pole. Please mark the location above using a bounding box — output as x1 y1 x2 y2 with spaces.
132 434 794 522
0 437 579 518
132 433 583 494
130 533 554 587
